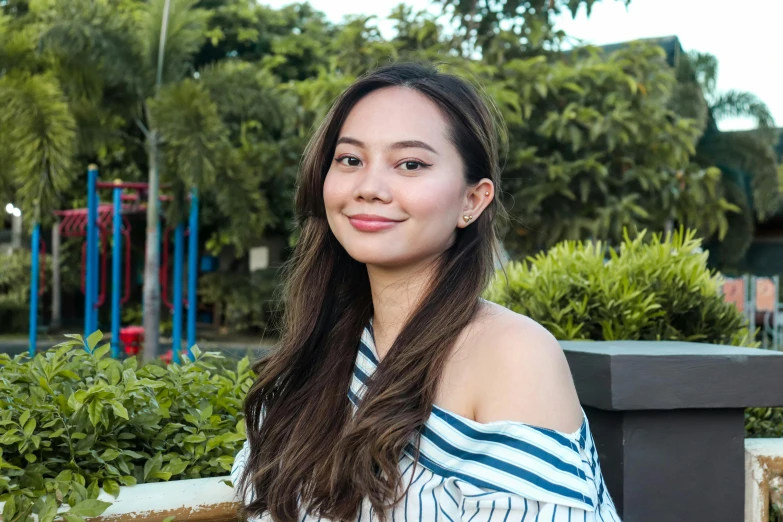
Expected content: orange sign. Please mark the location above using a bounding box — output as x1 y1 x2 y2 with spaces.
722 279 745 312
755 278 777 313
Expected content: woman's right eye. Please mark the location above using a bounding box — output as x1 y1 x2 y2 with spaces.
336 156 361 167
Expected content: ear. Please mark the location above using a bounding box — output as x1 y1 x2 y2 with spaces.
457 179 494 228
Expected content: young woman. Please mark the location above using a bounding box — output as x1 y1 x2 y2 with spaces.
232 61 620 522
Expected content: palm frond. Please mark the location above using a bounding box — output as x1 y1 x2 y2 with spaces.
34 0 142 92
198 60 292 135
669 82 709 137
710 90 775 129
711 177 754 268
0 71 77 223
0 14 39 73
686 50 718 96
139 0 212 88
149 79 228 191
699 131 781 220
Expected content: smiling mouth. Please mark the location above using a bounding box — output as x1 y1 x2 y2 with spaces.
347 215 403 232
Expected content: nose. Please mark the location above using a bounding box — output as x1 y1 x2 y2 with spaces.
353 158 392 203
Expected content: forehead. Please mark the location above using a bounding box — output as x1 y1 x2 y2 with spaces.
339 86 451 145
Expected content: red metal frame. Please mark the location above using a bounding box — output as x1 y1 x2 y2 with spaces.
96 226 108 306
39 239 46 297
54 181 173 318
62 207 131 305
121 216 131 305
96 182 171 190
161 228 169 310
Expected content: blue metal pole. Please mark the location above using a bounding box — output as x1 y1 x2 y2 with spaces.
111 183 122 358
91 166 100 334
85 165 98 340
187 188 199 358
172 223 184 364
29 223 40 357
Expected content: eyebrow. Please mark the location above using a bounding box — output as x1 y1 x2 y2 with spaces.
335 136 438 155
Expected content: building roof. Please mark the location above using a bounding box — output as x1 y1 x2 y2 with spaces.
596 35 684 67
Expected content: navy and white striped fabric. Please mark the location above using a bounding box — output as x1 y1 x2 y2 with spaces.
232 323 621 521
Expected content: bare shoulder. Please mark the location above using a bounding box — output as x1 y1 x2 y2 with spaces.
468 300 583 433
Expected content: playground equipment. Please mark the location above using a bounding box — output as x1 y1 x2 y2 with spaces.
721 274 781 350
28 165 200 363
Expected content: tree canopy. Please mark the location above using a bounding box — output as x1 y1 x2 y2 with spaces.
1 0 779 335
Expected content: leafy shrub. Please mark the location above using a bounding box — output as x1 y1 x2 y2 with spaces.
486 228 776 439
199 268 283 334
0 331 254 521
0 250 50 333
485 227 753 345
746 407 783 438
497 43 736 257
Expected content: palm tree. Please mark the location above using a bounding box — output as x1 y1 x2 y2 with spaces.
33 0 219 359
0 13 77 233
674 50 780 266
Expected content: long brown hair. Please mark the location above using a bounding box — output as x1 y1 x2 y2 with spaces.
238 61 507 521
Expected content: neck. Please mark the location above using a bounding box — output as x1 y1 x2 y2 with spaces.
367 257 439 359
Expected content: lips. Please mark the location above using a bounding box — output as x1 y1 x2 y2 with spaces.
347 214 403 232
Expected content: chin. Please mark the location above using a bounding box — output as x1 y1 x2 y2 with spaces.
343 242 441 270
343 247 407 267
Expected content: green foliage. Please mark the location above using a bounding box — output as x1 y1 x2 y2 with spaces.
3 0 756 261
493 43 737 255
707 178 755 267
698 130 781 221
0 16 78 225
199 268 283 334
675 49 781 266
685 50 775 131
433 0 631 58
195 60 302 251
150 80 227 190
0 331 254 521
773 492 783 522
484 228 754 345
0 250 50 333
3 0 777 311
746 407 783 438
137 0 213 90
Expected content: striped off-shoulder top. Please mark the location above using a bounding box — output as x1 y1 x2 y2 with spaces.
231 322 621 521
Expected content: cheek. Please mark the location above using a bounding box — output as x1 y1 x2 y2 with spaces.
404 180 462 221
322 171 346 212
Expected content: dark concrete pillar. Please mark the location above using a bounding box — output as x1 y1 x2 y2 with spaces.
562 341 783 522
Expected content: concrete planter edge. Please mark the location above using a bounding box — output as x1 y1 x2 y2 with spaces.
0 475 240 522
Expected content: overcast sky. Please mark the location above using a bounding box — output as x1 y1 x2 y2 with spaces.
261 0 782 132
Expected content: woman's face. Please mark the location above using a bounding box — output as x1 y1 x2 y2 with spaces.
323 86 488 268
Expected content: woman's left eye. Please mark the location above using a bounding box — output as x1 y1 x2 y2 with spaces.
399 161 430 171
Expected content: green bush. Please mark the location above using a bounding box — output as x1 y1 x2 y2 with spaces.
746 407 783 438
485 228 754 345
0 250 50 333
486 228 780 440
199 268 283 334
0 331 254 521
